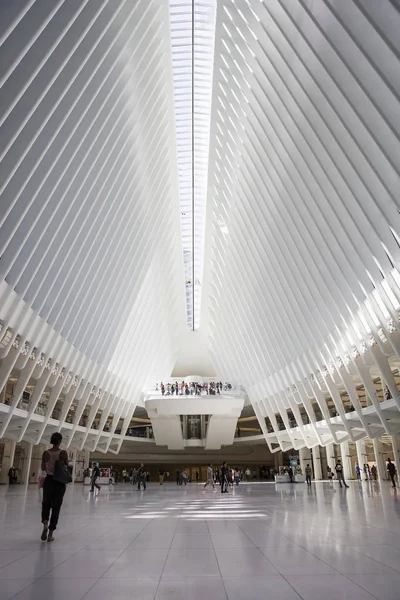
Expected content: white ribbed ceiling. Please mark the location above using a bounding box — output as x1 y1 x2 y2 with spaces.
1 0 400 453
204 0 400 448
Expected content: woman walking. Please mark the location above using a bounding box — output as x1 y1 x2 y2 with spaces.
90 463 101 493
41 432 69 542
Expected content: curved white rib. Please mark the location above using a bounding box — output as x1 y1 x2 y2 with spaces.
204 0 400 450
0 0 186 451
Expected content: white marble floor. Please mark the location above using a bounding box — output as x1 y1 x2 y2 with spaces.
0 480 399 599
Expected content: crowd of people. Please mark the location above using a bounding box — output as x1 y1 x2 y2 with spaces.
200 464 259 491
278 458 397 489
156 381 232 396
36 429 399 545
355 462 379 481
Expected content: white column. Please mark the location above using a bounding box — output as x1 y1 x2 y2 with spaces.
391 435 400 474
0 440 16 484
299 446 312 476
273 451 283 470
325 443 336 474
340 440 353 481
69 449 77 483
9 440 16 471
84 449 90 470
21 442 33 485
312 446 322 480
373 438 386 481
356 439 368 478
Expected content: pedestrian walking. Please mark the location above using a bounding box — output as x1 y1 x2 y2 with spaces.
90 463 101 493
305 464 312 486
335 459 349 488
387 458 396 488
204 464 215 489
137 463 147 490
221 462 229 493
41 432 70 542
159 467 165 485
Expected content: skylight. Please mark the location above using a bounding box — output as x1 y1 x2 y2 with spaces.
169 0 217 330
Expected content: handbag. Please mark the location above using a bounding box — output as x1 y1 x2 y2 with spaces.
53 460 72 484
38 469 47 489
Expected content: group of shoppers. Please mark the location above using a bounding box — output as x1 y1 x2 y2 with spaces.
304 458 397 488
175 468 189 485
355 459 397 487
37 430 399 545
304 460 349 487
202 463 247 492
355 462 378 481
157 381 230 396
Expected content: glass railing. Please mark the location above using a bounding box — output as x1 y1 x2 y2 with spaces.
152 382 246 396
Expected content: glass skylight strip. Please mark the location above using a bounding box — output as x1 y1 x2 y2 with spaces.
169 0 216 329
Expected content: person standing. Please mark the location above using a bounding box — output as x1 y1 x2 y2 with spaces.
204 464 215 489
221 462 229 493
335 459 349 488
176 468 182 485
8 466 16 485
327 466 333 482
355 462 361 480
305 464 312 486
137 463 146 490
90 463 101 493
182 469 188 485
287 466 294 483
158 467 165 485
371 465 378 481
245 467 251 481
387 458 396 488
41 432 69 542
234 468 240 486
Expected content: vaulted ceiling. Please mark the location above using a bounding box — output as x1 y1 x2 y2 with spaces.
1 0 400 451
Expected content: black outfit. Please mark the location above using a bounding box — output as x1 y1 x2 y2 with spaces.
137 467 146 490
221 466 229 493
288 467 293 483
8 468 15 485
42 476 66 531
91 466 101 492
388 462 396 488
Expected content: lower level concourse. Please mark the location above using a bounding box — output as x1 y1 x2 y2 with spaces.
0 480 399 600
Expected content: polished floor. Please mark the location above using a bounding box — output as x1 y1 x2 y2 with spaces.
0 480 399 599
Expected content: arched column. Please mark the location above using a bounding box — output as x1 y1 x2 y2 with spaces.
391 435 400 474
372 438 387 481
312 446 322 480
21 442 33 485
340 440 353 481
299 446 312 477
356 439 368 476
0 440 16 484
325 443 336 473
